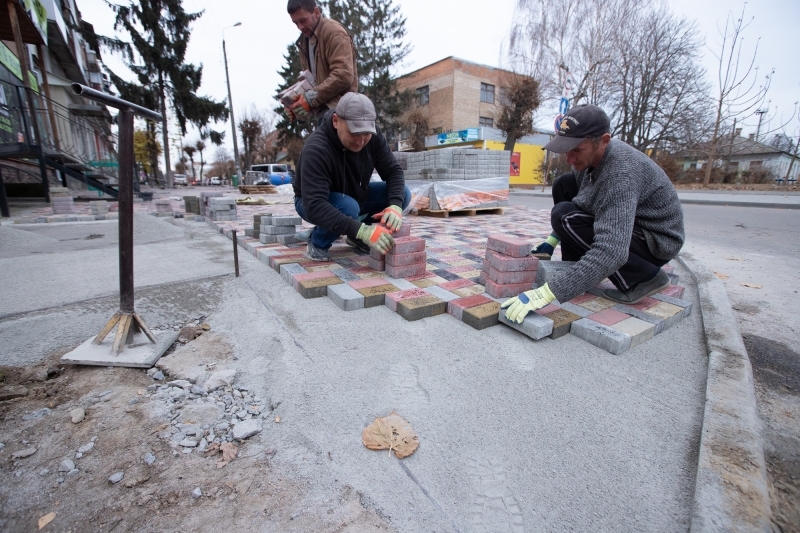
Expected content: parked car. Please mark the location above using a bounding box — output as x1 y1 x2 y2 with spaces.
210 176 221 186
173 174 187 186
250 164 292 186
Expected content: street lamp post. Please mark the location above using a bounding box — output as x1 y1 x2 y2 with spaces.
223 22 243 187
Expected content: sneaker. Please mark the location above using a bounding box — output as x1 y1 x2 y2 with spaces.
304 241 330 262
346 236 370 254
294 227 313 242
602 270 671 305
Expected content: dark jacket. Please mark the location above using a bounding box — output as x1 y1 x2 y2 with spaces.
296 17 358 111
293 111 406 240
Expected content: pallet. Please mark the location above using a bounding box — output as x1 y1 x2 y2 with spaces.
238 185 278 194
416 207 505 218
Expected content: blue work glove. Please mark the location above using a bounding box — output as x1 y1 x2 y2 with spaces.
501 284 556 324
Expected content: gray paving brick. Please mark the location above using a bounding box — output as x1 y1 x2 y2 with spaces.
570 318 632 355
271 216 302 226
559 302 595 318
498 310 553 340
424 285 460 302
327 283 365 311
651 293 693 316
263 225 297 235
384 277 418 291
280 263 308 284
611 304 666 334
535 261 576 286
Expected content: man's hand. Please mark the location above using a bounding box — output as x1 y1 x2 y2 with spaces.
284 104 297 121
290 90 318 121
357 223 395 254
372 205 403 231
501 284 556 324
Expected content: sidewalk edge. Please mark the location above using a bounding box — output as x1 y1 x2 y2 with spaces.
677 253 773 533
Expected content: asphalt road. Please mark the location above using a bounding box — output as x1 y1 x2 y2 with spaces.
510 194 800 531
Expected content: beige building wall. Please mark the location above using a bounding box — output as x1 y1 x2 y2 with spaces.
396 57 514 134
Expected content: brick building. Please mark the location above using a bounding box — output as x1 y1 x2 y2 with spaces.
395 56 518 134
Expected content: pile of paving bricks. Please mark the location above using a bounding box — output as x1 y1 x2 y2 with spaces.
244 213 271 240
259 214 301 245
183 196 200 215
208 197 236 221
367 224 418 275
480 234 538 298
89 200 108 216
199 192 223 218
153 199 173 217
50 187 74 214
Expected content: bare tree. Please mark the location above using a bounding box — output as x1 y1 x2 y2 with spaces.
495 74 541 151
182 145 197 180
195 140 206 182
399 106 429 152
703 5 773 185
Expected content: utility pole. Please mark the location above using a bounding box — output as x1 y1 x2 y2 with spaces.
785 133 800 186
223 23 243 187
754 108 768 142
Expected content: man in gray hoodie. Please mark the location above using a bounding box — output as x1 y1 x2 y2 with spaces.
503 105 685 324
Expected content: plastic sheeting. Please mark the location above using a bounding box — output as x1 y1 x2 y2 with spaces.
405 177 509 212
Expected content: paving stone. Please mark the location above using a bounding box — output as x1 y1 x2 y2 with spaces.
327 283 365 311
369 248 384 260
644 301 685 330
296 276 343 298
439 278 475 291
391 236 426 254
333 269 361 282
356 284 399 307
486 234 531 258
498 309 554 340
535 260 577 286
451 284 485 297
624 296 661 311
367 256 385 271
386 263 427 278
411 275 447 288
651 293 693 316
280 263 308 284
424 285 461 303
611 317 655 349
611 304 666 335
659 284 685 299
380 223 411 238
576 297 617 313
305 261 342 272
253 213 273 225
271 216 302 226
276 234 296 245
270 255 303 272
263 225 297 235
542 309 582 339
384 277 418 290
570 318 632 355
462 301 501 330
348 277 393 290
260 234 278 244
488 266 537 285
587 308 630 326
385 251 427 267
396 295 446 321
484 250 538 272
385 288 431 312
484 279 533 299
447 294 494 321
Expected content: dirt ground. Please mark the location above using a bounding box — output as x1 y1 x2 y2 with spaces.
0 342 394 533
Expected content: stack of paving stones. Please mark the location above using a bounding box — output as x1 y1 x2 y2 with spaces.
153 199 173 217
89 200 108 216
199 192 223 218
50 187 75 214
208 197 236 221
259 214 301 244
404 149 510 181
480 234 538 298
245 213 271 239
183 196 200 215
368 224 416 274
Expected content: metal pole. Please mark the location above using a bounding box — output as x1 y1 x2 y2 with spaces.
232 229 240 277
0 168 9 218
223 39 243 186
118 108 135 314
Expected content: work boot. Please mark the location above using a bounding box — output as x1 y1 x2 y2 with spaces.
294 227 313 242
304 241 330 262
602 270 671 305
346 236 370 254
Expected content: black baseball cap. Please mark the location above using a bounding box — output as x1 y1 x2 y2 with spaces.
544 104 610 153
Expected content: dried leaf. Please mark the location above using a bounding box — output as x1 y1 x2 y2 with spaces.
740 282 762 289
38 512 56 530
203 442 220 457
714 272 729 279
216 442 238 469
362 411 419 459
274 416 281 423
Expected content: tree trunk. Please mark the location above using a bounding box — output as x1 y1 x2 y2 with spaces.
784 134 800 185
159 76 172 188
703 98 725 186
503 134 517 153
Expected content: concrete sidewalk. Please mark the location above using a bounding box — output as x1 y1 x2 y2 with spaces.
512 187 800 209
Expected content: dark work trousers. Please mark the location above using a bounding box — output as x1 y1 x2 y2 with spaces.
549 173 666 291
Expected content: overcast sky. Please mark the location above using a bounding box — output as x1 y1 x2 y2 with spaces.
76 0 800 159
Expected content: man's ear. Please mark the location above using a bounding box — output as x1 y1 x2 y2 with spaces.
332 113 339 129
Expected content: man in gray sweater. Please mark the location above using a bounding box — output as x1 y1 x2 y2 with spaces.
503 105 685 324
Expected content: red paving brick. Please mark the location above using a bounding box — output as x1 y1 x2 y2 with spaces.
439 278 475 291
484 250 539 272
588 308 630 326
486 234 531 258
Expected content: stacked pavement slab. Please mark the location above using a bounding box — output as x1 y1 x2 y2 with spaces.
208 197 236 221
199 192 223 218
89 200 108 216
480 234 538 298
50 187 74 214
245 213 271 239
259 215 301 245
367 224 415 273
154 199 173 217
183 196 200 215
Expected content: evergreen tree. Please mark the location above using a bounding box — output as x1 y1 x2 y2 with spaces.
100 0 228 187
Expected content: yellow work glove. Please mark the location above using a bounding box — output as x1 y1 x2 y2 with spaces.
501 283 556 324
372 205 403 231
357 223 395 254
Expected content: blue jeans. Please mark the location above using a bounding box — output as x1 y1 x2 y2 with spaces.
295 182 412 249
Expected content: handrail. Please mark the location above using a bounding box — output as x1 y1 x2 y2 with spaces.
72 84 164 122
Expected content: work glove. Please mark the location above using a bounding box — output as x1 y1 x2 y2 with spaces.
372 205 403 231
290 90 318 121
501 283 556 324
357 223 395 254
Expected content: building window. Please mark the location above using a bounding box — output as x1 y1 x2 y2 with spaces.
432 127 442 134
750 160 763 168
416 86 429 106
479 116 494 128
480 83 495 104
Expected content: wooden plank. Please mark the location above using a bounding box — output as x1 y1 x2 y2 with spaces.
93 313 121 344
111 314 132 356
133 312 157 343
416 207 505 218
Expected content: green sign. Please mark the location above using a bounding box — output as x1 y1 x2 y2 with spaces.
89 160 119 168
0 42 39 93
23 0 48 44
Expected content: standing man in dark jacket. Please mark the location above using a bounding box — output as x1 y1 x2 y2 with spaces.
293 92 411 261
503 104 685 323
285 0 358 121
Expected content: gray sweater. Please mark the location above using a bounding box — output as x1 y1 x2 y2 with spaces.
548 139 684 303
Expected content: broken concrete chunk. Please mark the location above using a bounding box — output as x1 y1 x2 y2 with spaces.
232 419 262 440
203 369 236 392
11 447 37 459
70 407 85 424
108 471 124 484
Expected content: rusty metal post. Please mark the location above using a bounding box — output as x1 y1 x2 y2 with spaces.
118 108 135 314
0 167 9 218
232 229 240 277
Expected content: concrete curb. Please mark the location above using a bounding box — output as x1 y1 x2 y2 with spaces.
677 253 773 532
510 189 800 209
